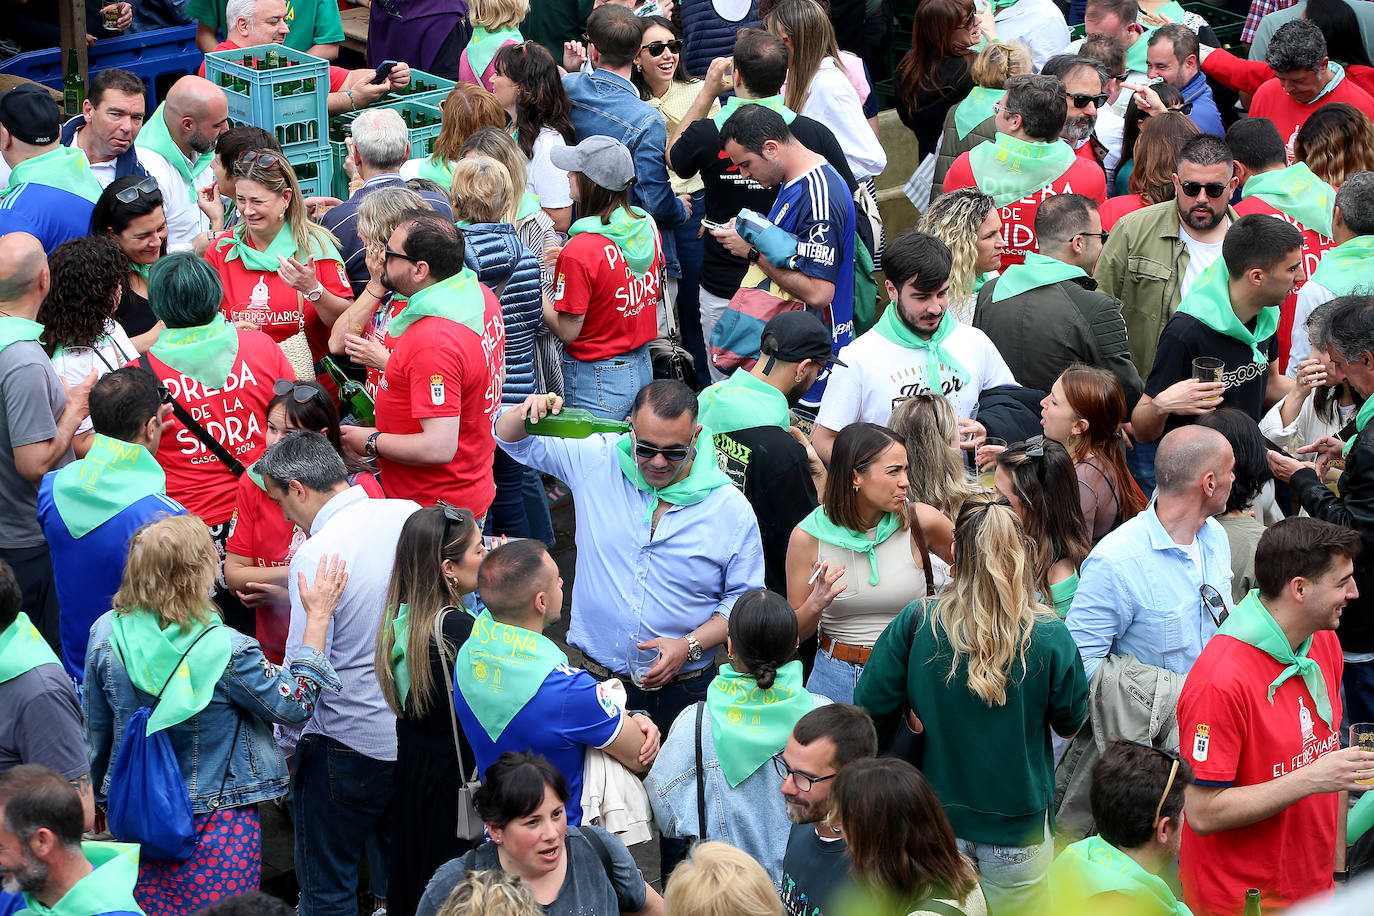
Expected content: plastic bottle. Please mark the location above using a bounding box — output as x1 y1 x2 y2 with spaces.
524 408 630 439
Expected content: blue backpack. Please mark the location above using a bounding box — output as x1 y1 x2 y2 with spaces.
107 626 239 861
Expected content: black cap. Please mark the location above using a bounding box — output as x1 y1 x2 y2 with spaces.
759 311 845 372
0 84 61 146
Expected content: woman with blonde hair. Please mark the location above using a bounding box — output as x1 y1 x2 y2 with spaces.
663 842 783 916
919 189 1004 324
1100 111 1201 231
436 871 541 916
85 515 346 916
889 392 972 522
401 82 508 188
458 0 528 92
932 41 1032 194
1295 102 1374 187
461 127 561 291
855 494 1088 916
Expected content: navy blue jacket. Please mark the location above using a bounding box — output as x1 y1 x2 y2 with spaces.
60 114 149 185
461 223 543 404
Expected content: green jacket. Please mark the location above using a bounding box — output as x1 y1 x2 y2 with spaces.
854 599 1089 846
1092 199 1239 377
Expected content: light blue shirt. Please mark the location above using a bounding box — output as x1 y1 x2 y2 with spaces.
497 425 765 675
1068 504 1233 681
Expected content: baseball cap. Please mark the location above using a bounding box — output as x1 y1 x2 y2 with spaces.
0 84 61 146
549 135 635 192
759 311 845 372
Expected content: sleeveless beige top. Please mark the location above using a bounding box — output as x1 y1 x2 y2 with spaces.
817 526 947 647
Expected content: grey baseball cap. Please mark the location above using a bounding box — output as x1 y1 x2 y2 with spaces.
549 134 636 192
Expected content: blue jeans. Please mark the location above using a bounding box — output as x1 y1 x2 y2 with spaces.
521 467 556 547
488 446 534 538
1127 438 1159 498
806 645 864 705
955 820 1054 916
618 665 714 735
673 190 710 387
561 344 653 421
291 734 395 916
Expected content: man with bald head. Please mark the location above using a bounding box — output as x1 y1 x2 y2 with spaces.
135 75 230 251
1069 425 1236 680
0 233 94 650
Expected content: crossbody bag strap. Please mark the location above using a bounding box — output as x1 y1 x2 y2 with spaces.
434 607 473 780
694 700 706 842
909 517 935 597
139 353 246 478
154 624 222 701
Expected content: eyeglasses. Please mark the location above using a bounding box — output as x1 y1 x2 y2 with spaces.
273 378 323 404
1075 230 1110 243
384 247 421 264
1200 583 1230 627
1121 740 1183 825
631 433 692 463
155 384 174 405
641 39 683 56
771 753 838 792
1179 180 1230 199
962 9 978 28
992 102 1018 118
237 149 283 172
1067 92 1109 109
114 177 160 203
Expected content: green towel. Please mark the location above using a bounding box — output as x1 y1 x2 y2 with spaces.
0 612 62 685
108 612 233 734
697 370 791 435
1 145 102 204
871 305 969 397
615 428 733 525
454 611 568 741
1240 163 1335 239
706 661 817 787
1175 256 1278 363
1218 589 1334 730
990 252 1087 302
50 435 168 539
150 314 241 390
797 505 902 586
968 133 1076 208
386 267 486 338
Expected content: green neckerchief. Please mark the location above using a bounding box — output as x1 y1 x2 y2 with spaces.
215 222 339 273
0 612 62 685
698 370 791 435
713 94 797 129
1047 571 1079 620
1175 256 1278 363
51 435 167 539
973 270 996 295
136 104 213 203
1050 836 1193 916
1240 163 1335 239
128 260 152 279
991 252 1087 302
872 306 969 397
706 661 817 787
614 428 733 525
1312 61 1348 105
389 603 412 708
517 191 543 221
798 505 902 586
968 133 1078 208
1311 235 1374 295
454 611 567 741
466 25 521 82
108 611 233 734
1 145 102 204
990 0 1019 10
21 842 145 916
568 206 657 278
0 315 43 356
245 459 269 493
954 87 1005 140
1218 589 1334 730
418 156 454 192
386 268 485 338
150 313 240 390
1345 394 1374 457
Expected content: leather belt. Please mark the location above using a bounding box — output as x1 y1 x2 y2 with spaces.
581 654 712 684
819 631 872 666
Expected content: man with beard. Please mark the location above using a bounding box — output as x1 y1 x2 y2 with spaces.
777 704 877 916
698 311 838 592
1042 55 1110 157
1145 24 1224 137
133 76 230 251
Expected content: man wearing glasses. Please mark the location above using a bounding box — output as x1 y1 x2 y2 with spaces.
1176 517 1374 914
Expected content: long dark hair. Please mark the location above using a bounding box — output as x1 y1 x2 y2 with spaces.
267 381 372 478
494 41 577 161
1120 82 1185 174
1058 365 1146 523
632 16 694 99
1305 0 1372 66
822 423 908 532
1197 408 1273 514
38 235 129 356
896 0 976 99
996 438 1092 597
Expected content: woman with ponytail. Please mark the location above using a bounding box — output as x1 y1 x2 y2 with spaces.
855 494 1088 916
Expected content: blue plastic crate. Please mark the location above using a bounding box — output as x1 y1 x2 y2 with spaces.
205 44 329 157
383 68 456 107
288 146 334 198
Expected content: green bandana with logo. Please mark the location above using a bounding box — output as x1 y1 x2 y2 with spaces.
707 661 817 787
389 603 412 709
455 611 568 741
20 842 145 916
615 428 733 525
798 505 902 586
968 133 1077 207
713 94 797 129
136 104 214 203
1311 235 1374 295
150 313 240 389
1049 836 1193 916
109 612 233 734
215 223 338 273
1218 589 1334 730
0 315 43 356
1 145 103 204
0 612 62 685
51 435 168 539
991 252 1087 302
698 370 791 435
1176 256 1278 363
386 267 486 338
1344 394 1374 457
872 305 969 397
466 25 521 83
418 156 454 191
569 206 658 278
1240 163 1335 239
954 87 1005 140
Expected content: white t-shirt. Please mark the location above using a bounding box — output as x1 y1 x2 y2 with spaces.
1095 103 1126 187
1179 224 1227 297
1287 278 1336 377
815 320 1018 431
70 128 118 189
800 58 886 181
529 127 573 210
50 320 137 436
135 144 214 252
995 0 1071 71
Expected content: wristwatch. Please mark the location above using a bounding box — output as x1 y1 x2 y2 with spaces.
684 633 703 663
747 247 761 264
304 282 325 302
365 431 382 457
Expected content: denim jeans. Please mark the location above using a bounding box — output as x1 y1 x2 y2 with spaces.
806 645 864 705
561 344 653 422
488 446 535 538
698 288 731 384
674 190 710 387
955 821 1054 916
1127 438 1159 499
291 734 395 916
618 664 714 735
521 467 556 547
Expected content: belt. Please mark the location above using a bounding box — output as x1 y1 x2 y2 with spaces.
581 654 713 684
819 631 872 666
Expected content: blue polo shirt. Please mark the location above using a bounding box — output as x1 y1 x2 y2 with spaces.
0 183 96 257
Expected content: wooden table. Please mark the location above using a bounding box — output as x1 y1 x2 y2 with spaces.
341 6 369 54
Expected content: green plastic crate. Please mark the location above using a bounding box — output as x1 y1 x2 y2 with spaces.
205 44 329 159
383 68 456 107
326 99 444 198
289 145 333 198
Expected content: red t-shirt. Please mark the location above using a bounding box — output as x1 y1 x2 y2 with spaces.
943 152 1108 270
375 287 505 514
199 39 350 91
134 330 294 525
206 236 351 346
551 232 662 361
364 293 408 399
1100 194 1148 232
1177 630 1344 916
1250 77 1374 162
1233 195 1335 373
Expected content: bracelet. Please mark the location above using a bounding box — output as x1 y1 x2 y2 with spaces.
364 284 386 299
346 89 356 110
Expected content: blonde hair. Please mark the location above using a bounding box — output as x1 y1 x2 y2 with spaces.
232 151 339 262
435 871 541 916
889 393 969 520
114 515 220 630
450 155 514 225
920 188 995 305
357 185 429 263
930 493 1053 706
766 0 845 114
969 40 1032 88
663 842 784 916
460 127 531 224
470 0 529 31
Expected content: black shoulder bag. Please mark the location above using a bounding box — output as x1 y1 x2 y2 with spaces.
139 353 245 477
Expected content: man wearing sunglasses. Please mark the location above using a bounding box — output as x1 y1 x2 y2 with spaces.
1144 25 1223 137
1177 517 1372 915
1041 54 1109 151
59 69 149 191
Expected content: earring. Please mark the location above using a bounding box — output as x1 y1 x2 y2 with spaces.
853 484 860 492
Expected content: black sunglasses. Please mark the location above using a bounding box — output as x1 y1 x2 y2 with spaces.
384 247 421 264
155 384 174 406
641 39 683 56
1179 180 1230 199
1172 102 1193 115
631 433 692 463
962 9 978 28
1200 583 1230 627
1076 230 1110 243
771 753 838 792
1023 434 1047 458
1067 92 1109 109
273 378 323 404
115 176 160 203
1111 71 1130 82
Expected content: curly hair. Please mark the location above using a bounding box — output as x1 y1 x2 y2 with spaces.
37 235 129 357
919 188 995 305
1295 102 1374 187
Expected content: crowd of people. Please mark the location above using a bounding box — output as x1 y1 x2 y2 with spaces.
6 0 1374 914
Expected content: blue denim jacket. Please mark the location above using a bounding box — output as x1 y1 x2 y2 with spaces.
84 611 341 814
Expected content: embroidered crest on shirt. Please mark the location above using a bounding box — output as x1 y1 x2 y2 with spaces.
554 273 566 301
430 373 445 406
1193 724 1210 762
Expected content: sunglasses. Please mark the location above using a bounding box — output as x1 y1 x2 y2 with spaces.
1067 92 1109 109
155 384 174 406
1111 71 1130 82
1023 434 1046 458
992 102 1018 118
641 39 683 56
1075 230 1110 243
114 177 160 203
237 149 284 173
771 753 838 792
1200 583 1230 627
631 433 692 463
1179 180 1230 199
384 247 421 264
1121 739 1183 825
962 9 978 28
273 378 323 404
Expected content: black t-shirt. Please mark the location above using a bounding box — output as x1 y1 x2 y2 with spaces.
780 823 851 916
671 113 857 299
116 284 159 338
1144 312 1277 436
713 424 818 594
